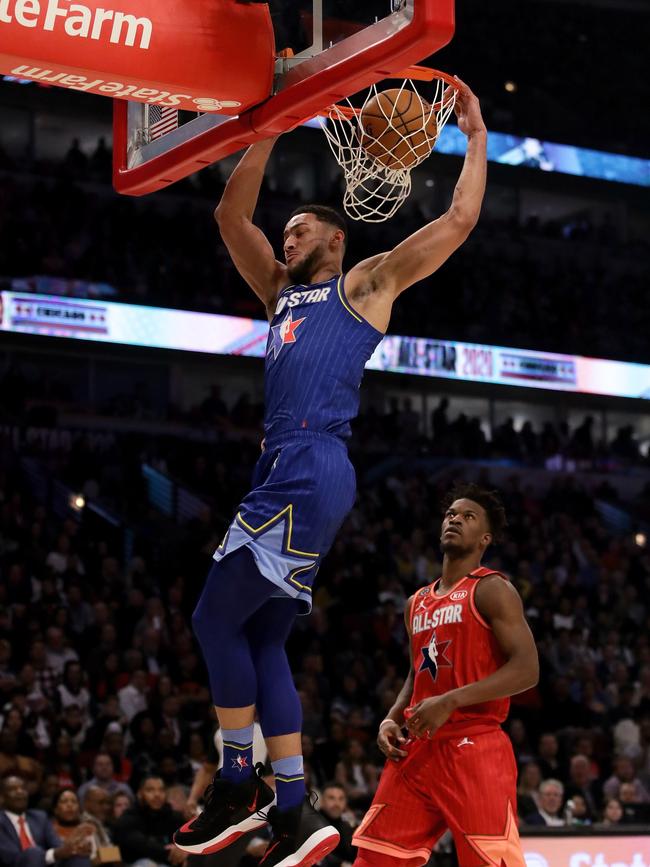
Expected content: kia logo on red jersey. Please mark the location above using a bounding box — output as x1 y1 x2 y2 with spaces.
450 590 467 601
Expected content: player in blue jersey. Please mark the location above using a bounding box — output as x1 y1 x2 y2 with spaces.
174 80 487 867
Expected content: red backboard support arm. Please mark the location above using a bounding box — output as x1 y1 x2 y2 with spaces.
113 0 455 196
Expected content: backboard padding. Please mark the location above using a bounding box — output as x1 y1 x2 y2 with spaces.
113 0 455 195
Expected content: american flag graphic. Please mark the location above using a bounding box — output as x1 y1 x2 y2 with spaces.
148 105 178 141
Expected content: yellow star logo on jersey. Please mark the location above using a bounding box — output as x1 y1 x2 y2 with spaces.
465 802 526 867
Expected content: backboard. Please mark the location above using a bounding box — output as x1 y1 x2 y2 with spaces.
113 0 455 195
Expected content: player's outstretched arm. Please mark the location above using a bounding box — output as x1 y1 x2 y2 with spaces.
215 137 288 315
406 577 538 738
358 80 487 302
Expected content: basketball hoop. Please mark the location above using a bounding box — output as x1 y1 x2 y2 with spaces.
319 71 460 222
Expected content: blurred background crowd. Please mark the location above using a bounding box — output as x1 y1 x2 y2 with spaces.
0 166 647 364
1 392 650 865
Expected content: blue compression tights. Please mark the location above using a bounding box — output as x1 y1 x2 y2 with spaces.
192 546 303 738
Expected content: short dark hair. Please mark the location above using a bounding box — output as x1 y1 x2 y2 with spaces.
442 483 508 543
138 775 165 790
322 781 346 795
289 204 347 248
52 787 78 811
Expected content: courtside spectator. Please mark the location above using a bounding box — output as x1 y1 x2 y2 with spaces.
598 798 624 827
317 784 356 867
113 777 185 867
79 788 118 855
523 780 566 827
565 754 600 816
0 776 92 867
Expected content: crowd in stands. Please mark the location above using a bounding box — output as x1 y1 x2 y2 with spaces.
352 398 648 472
1 164 647 364
2 353 648 480
1 375 650 865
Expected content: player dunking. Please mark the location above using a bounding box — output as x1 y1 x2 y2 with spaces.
174 81 487 867
352 483 539 867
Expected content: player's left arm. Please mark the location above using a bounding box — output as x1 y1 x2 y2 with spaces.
347 81 486 318
406 576 539 738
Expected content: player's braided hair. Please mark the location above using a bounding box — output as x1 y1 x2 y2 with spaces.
442 483 508 543
289 204 348 249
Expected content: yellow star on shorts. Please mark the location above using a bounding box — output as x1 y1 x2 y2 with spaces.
465 802 527 867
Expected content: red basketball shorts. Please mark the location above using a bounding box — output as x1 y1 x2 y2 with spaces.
352 728 526 867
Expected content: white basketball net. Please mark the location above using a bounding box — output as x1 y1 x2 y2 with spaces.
319 76 457 222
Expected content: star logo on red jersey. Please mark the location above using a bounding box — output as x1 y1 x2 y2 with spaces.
268 309 306 360
231 755 249 772
465 802 526 866
419 631 452 682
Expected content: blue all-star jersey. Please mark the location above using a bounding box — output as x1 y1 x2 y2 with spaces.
264 274 383 440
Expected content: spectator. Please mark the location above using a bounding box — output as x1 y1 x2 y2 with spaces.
57 706 89 751
536 733 562 780
63 139 88 176
100 731 132 787
565 793 593 826
0 776 92 867
619 781 650 824
77 755 134 805
1 710 36 760
110 795 131 825
334 740 378 810
516 762 542 817
156 698 184 749
317 783 356 867
45 536 84 578
79 787 120 861
56 663 90 718
602 756 650 803
28 643 57 701
508 718 535 765
65 586 95 641
50 790 94 843
113 777 185 867
117 671 148 723
46 735 81 791
598 798 624 827
565 754 601 816
523 779 566 827
0 732 42 795
0 640 17 698
44 630 78 679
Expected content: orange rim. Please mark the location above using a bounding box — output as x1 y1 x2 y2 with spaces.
319 68 461 119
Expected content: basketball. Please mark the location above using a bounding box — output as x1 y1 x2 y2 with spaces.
360 88 438 170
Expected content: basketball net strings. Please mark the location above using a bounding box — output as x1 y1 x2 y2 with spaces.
319 78 457 222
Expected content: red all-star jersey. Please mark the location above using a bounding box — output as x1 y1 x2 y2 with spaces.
406 567 510 738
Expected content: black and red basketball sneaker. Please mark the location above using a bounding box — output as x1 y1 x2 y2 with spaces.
174 764 276 855
259 796 340 867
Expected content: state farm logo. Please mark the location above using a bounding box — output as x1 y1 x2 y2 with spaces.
450 590 467 601
10 67 241 110
1 0 153 50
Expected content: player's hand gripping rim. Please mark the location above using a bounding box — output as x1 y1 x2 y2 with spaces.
377 719 408 762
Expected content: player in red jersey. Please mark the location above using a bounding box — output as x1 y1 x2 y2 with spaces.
352 483 539 867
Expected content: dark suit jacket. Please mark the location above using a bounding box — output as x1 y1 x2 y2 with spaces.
114 803 183 865
319 815 356 867
0 810 61 867
523 810 563 827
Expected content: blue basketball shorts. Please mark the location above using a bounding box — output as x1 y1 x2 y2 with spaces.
213 429 356 612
